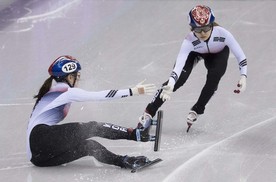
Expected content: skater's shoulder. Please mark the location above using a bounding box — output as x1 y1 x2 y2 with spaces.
212 25 232 36
184 32 199 42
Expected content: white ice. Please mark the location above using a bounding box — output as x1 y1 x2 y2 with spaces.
0 0 275 182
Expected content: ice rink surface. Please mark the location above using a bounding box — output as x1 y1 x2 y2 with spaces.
0 0 275 181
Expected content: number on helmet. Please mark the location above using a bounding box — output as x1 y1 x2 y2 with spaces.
62 62 77 73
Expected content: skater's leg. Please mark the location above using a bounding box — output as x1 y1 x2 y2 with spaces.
145 52 200 117
86 121 131 140
31 139 125 167
191 46 229 114
30 121 134 165
32 137 149 169
31 121 130 149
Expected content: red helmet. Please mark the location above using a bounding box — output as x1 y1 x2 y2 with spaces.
188 5 215 27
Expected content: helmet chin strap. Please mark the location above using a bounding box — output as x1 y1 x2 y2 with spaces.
64 79 74 88
65 72 78 88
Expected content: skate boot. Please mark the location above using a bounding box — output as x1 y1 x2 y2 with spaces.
137 112 153 140
121 155 149 169
128 127 151 142
186 110 198 132
138 112 152 129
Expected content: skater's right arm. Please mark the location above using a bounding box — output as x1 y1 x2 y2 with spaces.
160 39 193 101
168 40 193 86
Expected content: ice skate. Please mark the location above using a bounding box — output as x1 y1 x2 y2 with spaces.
128 127 151 142
131 110 163 150
121 155 149 169
131 158 162 173
186 110 198 132
137 112 153 140
137 112 153 129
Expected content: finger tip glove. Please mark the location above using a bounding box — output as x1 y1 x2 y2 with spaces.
234 75 247 94
160 84 173 101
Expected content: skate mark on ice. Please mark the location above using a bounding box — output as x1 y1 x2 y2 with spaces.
163 116 276 182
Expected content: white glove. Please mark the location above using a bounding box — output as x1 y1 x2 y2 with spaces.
160 85 173 102
131 80 156 95
234 75 247 94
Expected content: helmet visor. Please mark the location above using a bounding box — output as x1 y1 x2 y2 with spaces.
192 24 212 33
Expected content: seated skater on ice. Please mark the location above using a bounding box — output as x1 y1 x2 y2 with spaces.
27 55 156 169
135 5 248 133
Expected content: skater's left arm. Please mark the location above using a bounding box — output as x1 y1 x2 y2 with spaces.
224 29 248 93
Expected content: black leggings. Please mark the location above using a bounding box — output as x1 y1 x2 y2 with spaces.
146 46 230 116
30 121 131 167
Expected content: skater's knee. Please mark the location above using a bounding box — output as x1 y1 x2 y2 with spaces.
85 140 107 155
206 72 223 87
208 70 225 79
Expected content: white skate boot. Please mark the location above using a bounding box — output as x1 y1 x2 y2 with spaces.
186 111 198 132
135 112 153 141
137 112 153 129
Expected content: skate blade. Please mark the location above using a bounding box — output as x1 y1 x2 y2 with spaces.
151 120 157 125
154 110 163 151
131 158 162 173
149 135 156 141
186 124 192 133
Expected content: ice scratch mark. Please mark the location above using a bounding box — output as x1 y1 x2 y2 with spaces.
144 40 181 48
163 116 276 182
141 62 154 70
0 24 34 33
239 156 268 182
0 164 33 171
0 103 34 106
15 0 81 23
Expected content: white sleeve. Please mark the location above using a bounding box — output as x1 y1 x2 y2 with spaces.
66 88 131 102
39 88 131 113
224 30 247 76
168 39 194 86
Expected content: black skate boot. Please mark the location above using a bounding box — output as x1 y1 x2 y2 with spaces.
121 155 149 169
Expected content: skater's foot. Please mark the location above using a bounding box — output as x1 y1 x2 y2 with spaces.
186 111 198 132
137 112 153 138
129 128 151 142
137 112 153 129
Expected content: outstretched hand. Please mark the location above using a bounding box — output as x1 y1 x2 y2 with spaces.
131 80 156 95
160 85 173 102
